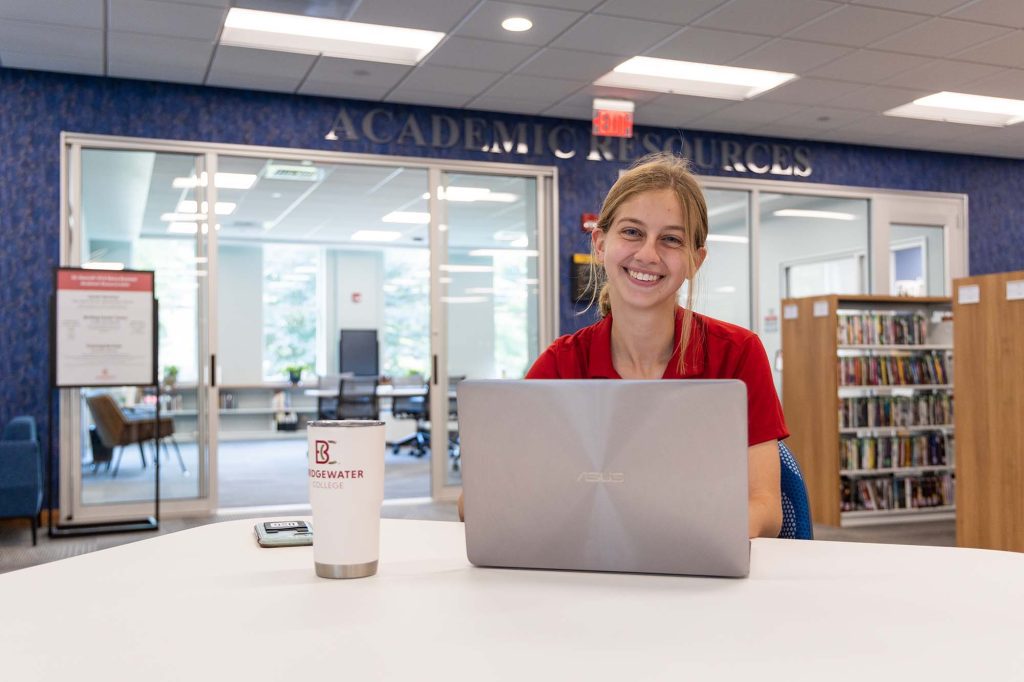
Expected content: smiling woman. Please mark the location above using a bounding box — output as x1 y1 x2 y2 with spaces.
522 153 789 539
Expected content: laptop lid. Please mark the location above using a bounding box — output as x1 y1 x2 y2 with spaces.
458 379 750 578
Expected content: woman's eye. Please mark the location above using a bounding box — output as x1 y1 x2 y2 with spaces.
662 235 684 247
622 227 641 238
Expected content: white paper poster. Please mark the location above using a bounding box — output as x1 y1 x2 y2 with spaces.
55 269 155 387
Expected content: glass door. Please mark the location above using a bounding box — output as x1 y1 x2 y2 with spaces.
62 145 216 523
431 170 546 497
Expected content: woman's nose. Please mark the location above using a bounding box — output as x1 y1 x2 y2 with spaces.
635 237 660 263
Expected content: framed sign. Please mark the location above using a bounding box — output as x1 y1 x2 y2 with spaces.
53 268 156 388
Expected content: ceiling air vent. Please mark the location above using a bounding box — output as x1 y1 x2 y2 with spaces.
262 163 324 182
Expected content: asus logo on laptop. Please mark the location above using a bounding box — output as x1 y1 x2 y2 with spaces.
576 472 625 483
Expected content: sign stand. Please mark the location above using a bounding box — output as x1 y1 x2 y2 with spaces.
49 268 161 537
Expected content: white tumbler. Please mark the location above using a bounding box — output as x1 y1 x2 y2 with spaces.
307 419 386 579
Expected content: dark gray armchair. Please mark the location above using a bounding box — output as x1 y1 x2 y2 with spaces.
0 416 43 545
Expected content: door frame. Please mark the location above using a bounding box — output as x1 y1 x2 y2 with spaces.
61 132 559 514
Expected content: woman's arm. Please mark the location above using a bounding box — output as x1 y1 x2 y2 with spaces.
748 439 782 538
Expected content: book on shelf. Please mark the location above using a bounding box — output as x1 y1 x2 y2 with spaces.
840 433 952 470
838 352 950 386
841 472 955 513
837 310 929 345
839 394 954 428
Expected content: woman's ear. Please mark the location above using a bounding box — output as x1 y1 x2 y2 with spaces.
693 246 708 273
591 228 606 263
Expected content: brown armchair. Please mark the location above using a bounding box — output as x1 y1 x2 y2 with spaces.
85 394 186 477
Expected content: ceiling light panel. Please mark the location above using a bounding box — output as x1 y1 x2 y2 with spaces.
594 56 797 100
884 91 1024 127
221 8 445 66
773 209 857 221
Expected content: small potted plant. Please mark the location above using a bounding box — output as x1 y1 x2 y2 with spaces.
284 364 305 385
162 365 179 388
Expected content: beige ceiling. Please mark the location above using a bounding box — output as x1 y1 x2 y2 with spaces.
5 0 1024 157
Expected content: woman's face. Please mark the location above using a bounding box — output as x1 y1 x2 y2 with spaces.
593 188 706 315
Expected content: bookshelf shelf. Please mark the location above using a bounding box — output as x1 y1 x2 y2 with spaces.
782 294 955 527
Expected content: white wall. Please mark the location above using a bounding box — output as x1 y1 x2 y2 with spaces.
218 245 264 384
329 250 384 372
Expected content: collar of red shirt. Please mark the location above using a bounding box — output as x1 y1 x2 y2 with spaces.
586 307 707 379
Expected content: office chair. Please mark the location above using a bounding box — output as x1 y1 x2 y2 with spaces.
315 373 343 419
86 394 186 477
336 376 380 420
390 375 428 456
0 416 42 545
778 440 813 540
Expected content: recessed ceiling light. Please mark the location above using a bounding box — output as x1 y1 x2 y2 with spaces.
594 56 796 100
502 17 532 32
172 172 257 190
467 249 539 257
81 262 125 270
176 201 237 216
351 230 403 242
884 91 1024 127
706 234 749 243
420 187 519 203
168 222 199 235
773 209 856 221
221 8 444 66
382 211 430 224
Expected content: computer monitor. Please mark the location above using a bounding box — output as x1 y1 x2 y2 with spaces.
339 329 379 376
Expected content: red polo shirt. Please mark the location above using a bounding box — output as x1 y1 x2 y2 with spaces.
526 308 789 446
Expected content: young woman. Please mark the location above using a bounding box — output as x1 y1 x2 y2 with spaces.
459 153 787 537
535 152 789 539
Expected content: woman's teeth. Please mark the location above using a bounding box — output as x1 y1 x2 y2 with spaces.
628 269 660 282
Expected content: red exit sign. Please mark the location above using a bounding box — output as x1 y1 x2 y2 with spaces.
592 98 635 139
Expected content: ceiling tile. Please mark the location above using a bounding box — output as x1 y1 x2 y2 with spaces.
959 68 1024 99
757 77 862 105
882 59 1004 91
206 46 315 92
515 48 623 82
788 6 927 48
468 95 556 115
508 0 604 10
398 64 503 96
771 106 870 131
952 31 1024 68
384 88 473 108
0 0 103 28
647 27 770 65
826 85 930 112
484 74 586 101
0 20 101 58
0 49 103 76
302 57 411 90
809 50 931 84
108 0 227 41
348 0 478 32
580 83 663 104
948 0 1024 29
107 31 214 83
541 98 593 120
690 99 805 127
549 14 679 56
848 0 968 16
426 37 535 72
455 2 584 47
730 39 852 73
594 0 727 24
695 0 841 37
635 93 732 125
298 80 395 101
872 18 1012 58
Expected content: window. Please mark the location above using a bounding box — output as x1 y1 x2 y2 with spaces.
262 245 318 381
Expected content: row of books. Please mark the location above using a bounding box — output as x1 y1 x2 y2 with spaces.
837 311 929 346
838 352 950 386
840 433 951 471
839 394 954 428
840 473 954 512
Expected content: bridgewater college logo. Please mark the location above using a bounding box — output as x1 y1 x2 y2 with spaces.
314 439 336 465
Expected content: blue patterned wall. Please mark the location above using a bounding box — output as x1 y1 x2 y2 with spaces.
2 67 1024 485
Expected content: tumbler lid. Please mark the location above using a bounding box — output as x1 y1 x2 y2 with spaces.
308 419 385 428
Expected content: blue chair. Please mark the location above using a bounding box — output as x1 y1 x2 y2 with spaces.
0 416 43 545
778 441 813 540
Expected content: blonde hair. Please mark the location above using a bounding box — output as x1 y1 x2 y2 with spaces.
586 152 709 373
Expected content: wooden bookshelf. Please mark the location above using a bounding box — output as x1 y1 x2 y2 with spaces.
781 295 955 527
953 271 1024 552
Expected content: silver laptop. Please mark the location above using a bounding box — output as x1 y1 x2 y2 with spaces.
458 379 750 578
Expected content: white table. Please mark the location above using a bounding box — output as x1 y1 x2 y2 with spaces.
3 519 1023 680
